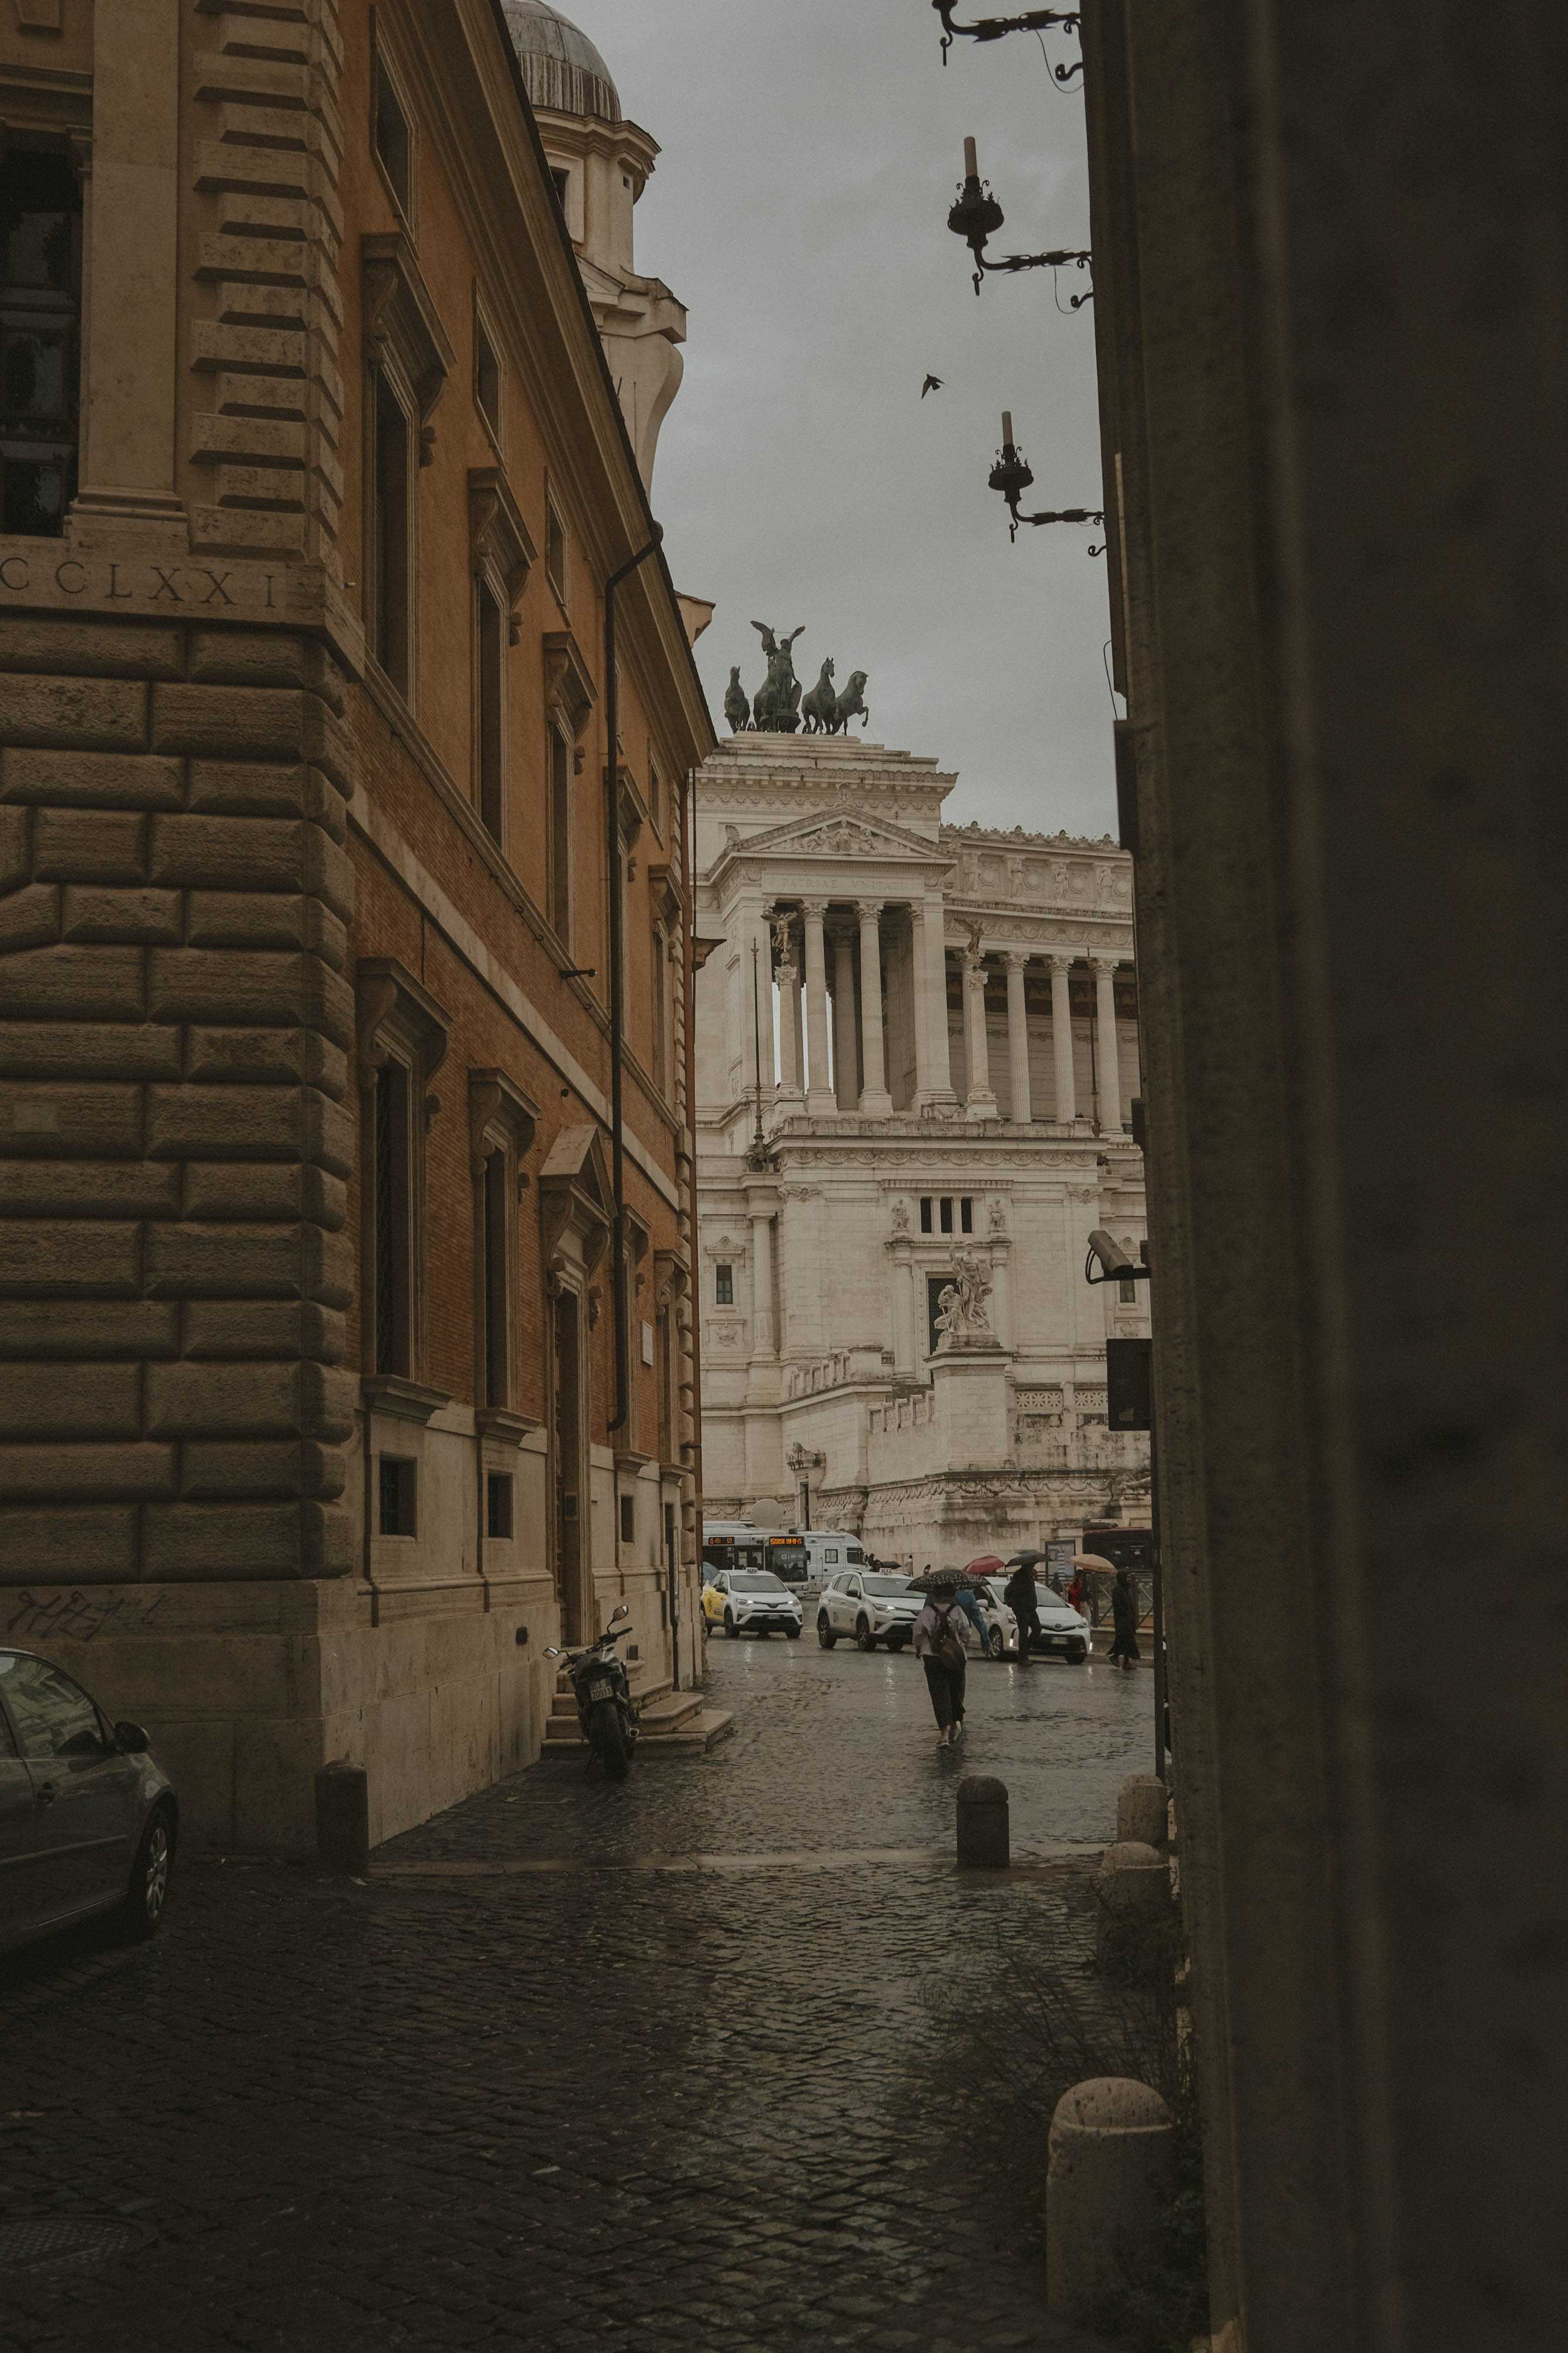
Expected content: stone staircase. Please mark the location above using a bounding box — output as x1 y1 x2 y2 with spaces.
540 1672 734 1759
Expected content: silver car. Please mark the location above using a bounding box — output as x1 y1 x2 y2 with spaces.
1 1647 178 1953
815 1571 923 1652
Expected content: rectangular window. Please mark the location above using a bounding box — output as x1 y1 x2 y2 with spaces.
1 148 82 538
486 1473 513 1541
476 578 503 840
651 926 669 1095
619 1493 635 1546
919 1197 933 1235
483 1151 509 1406
545 498 567 602
378 1455 417 1537
548 726 572 939
926 1275 950 1357
371 370 411 693
474 313 501 438
714 1263 733 1306
960 1197 973 1235
374 54 412 215
939 1196 953 1235
550 167 570 211
373 1060 411 1377
1118 1275 1138 1306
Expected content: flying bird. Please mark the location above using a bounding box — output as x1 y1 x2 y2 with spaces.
921 374 945 398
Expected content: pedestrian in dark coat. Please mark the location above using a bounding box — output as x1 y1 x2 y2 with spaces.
1004 1562 1042 1665
1109 1568 1141 1671
912 1577 968 1746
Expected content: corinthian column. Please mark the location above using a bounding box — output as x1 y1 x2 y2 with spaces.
1005 950 1033 1124
801 900 835 1113
924 908 956 1107
857 901 892 1115
1050 954 1078 1124
775 927 803 1104
1093 955 1124 1133
963 948 996 1115
831 922 858 1110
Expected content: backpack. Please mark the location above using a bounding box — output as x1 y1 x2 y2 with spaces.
930 1604 967 1676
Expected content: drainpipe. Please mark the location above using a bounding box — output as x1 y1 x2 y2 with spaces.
604 527 662 1435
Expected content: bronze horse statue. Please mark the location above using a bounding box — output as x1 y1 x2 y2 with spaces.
801 659 837 733
828 671 870 735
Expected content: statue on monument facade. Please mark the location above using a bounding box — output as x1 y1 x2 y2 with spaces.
934 1248 995 1349
733 625 871 737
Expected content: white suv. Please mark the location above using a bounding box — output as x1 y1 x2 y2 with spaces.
816 1571 922 1653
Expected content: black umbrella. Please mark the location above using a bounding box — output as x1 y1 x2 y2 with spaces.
908 1566 988 1592
1005 1549 1049 1569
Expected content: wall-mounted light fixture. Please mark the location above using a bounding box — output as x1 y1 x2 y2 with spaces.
989 415 1104 551
932 1 1082 79
948 138 1092 301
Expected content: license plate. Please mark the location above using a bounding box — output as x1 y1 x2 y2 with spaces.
588 1677 613 1702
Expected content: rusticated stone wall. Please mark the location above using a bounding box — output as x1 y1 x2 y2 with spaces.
0 611 358 1586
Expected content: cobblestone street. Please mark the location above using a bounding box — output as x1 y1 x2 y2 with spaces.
3 1643 1153 2353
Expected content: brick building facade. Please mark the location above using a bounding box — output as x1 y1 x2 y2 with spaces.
0 0 713 1849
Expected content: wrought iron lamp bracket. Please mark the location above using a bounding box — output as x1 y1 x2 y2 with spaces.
989 443 1103 553
932 1 1083 78
948 173 1092 301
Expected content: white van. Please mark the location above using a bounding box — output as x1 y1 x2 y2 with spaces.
794 1529 867 1591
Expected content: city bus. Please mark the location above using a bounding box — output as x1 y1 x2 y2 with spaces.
700 1522 814 1591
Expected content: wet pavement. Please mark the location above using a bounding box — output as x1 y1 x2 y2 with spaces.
2 1639 1152 2353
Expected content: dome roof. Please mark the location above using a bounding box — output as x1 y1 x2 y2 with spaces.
501 1 621 124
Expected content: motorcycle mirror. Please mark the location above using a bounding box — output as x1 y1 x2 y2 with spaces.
543 1645 562 1659
610 1603 630 1623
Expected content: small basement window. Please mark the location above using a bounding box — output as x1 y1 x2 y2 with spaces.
379 1456 417 1537
619 1493 635 1545
486 1473 513 1540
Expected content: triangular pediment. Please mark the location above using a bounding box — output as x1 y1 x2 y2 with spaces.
716 808 946 866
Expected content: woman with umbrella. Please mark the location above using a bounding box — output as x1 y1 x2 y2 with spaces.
1003 1549 1046 1666
1109 1566 1141 1671
910 1570 971 1746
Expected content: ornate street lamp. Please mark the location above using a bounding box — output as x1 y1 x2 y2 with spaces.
948 138 1092 302
989 414 1104 550
931 1 1083 80
786 1442 826 1530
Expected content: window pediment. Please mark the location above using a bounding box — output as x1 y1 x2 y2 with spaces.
468 1067 540 1178
468 467 536 643
363 231 455 448
544 628 596 741
356 957 450 1097
539 1122 612 1275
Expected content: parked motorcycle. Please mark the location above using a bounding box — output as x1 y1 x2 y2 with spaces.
545 1603 640 1779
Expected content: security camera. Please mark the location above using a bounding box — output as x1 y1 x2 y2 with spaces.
1086 1228 1136 1277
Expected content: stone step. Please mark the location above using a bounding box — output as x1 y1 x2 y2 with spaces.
540 1705 734 1759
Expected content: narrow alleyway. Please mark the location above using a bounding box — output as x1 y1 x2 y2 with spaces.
3 1645 1152 2352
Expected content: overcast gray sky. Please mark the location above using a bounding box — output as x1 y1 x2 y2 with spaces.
576 0 1116 837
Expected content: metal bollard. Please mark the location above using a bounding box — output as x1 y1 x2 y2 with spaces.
1046 2076 1175 2318
956 1775 1009 1868
1117 1772 1169 1848
315 1759 369 1876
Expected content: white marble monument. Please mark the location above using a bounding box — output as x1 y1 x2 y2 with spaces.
693 724 1151 1567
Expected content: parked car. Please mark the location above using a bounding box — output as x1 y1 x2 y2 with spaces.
815 1571 923 1653
701 1570 804 1639
0 1647 177 1954
982 1577 1091 1663
967 1585 1021 1661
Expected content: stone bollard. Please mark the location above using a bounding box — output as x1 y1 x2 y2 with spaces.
955 1775 1009 1868
315 1760 369 1876
1117 1773 1169 1849
1046 2076 1176 2318
1097 1838 1171 1968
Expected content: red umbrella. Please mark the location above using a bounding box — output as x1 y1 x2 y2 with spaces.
965 1554 1007 1575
